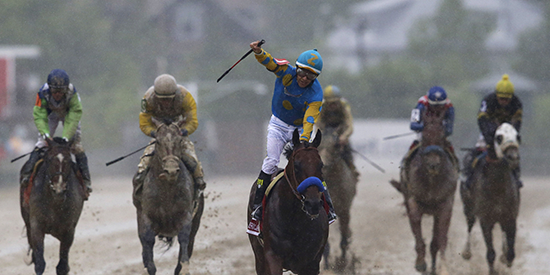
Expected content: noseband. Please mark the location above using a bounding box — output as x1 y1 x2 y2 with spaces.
284 146 322 219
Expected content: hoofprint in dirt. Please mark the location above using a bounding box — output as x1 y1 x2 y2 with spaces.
1 171 549 274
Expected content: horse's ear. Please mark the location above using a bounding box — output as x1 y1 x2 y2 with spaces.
292 129 300 146
311 129 322 148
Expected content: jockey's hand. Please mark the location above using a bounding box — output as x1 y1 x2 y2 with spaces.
338 136 348 146
180 128 188 137
150 131 156 138
302 140 311 148
250 41 262 54
62 137 69 143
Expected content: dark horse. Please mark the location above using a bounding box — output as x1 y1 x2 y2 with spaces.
390 110 457 275
20 137 86 275
132 122 204 275
248 129 329 275
318 126 358 272
460 122 520 275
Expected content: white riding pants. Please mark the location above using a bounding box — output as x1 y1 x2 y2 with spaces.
261 115 302 175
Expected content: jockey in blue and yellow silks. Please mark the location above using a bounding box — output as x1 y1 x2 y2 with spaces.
246 40 336 236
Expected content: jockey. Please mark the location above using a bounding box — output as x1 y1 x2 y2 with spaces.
401 86 457 178
247 40 337 236
462 74 523 189
317 85 359 180
21 69 92 195
135 74 206 200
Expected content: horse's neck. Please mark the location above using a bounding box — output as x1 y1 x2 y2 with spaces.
483 160 513 190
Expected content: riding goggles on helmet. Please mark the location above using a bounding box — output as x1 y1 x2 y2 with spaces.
296 67 318 81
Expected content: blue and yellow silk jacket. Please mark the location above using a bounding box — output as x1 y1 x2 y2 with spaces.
255 49 323 141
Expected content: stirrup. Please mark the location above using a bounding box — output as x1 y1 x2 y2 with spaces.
251 205 262 221
328 211 337 225
247 219 261 236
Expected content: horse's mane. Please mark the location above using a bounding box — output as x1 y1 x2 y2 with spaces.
283 143 294 160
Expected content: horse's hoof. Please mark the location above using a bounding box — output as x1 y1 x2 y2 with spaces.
415 261 427 272
461 250 472 260
499 254 513 267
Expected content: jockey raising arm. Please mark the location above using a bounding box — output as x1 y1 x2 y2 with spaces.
247 40 336 236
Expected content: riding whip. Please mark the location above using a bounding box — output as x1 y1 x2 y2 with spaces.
383 132 415 140
105 141 156 166
351 148 386 173
217 39 265 83
11 151 32 163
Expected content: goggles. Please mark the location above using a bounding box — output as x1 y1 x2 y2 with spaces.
296 67 318 81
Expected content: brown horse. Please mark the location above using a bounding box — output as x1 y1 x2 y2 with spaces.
390 110 458 275
132 122 204 275
20 137 86 275
318 125 358 271
248 129 329 275
460 122 520 275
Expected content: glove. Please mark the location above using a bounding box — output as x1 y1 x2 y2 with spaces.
42 133 51 140
150 131 156 138
62 137 69 143
180 128 188 137
302 140 311 148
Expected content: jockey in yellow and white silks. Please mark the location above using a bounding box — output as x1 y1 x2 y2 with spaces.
247 40 336 236
135 74 205 198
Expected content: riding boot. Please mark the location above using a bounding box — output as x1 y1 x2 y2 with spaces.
20 147 42 188
251 171 271 221
75 152 92 196
192 162 207 201
322 186 337 224
513 166 523 189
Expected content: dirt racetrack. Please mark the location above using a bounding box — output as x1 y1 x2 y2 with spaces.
1 168 550 275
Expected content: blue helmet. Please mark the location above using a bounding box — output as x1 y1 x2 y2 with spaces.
427 86 447 105
47 69 70 89
296 49 323 75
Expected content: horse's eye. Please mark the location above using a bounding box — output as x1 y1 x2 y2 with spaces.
495 135 503 145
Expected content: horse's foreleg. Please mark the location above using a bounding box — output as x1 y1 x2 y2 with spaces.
56 230 75 275
499 220 516 267
431 200 453 275
480 220 496 274
137 215 157 275
338 207 352 261
265 250 284 275
461 191 476 260
175 223 192 275
30 223 46 275
406 199 426 272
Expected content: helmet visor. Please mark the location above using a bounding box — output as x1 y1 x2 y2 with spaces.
296 67 318 81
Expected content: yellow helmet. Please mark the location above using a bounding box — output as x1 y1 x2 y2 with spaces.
323 85 341 100
495 74 514 99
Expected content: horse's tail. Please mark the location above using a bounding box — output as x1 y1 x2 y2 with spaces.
157 235 175 251
390 179 404 194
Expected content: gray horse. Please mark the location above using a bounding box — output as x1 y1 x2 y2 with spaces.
133 122 204 275
20 137 86 275
318 126 358 272
460 122 520 275
390 110 458 275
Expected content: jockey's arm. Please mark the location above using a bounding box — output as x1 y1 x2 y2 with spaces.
301 101 322 142
61 93 83 140
443 106 455 137
254 49 290 78
139 111 156 137
477 113 497 144
33 94 50 137
339 101 354 143
410 104 425 132
181 90 198 135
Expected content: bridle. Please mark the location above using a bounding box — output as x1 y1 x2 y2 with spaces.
284 146 322 220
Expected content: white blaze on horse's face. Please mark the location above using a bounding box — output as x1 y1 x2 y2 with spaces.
53 153 65 193
494 123 519 159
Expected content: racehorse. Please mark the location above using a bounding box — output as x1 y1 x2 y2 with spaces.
132 122 204 275
460 122 520 275
19 137 86 275
318 126 358 271
390 110 458 275
248 129 329 275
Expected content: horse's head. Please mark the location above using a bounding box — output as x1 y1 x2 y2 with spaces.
421 145 446 175
154 122 185 181
284 129 325 219
494 123 520 169
317 126 340 162
421 109 446 146
45 137 73 194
